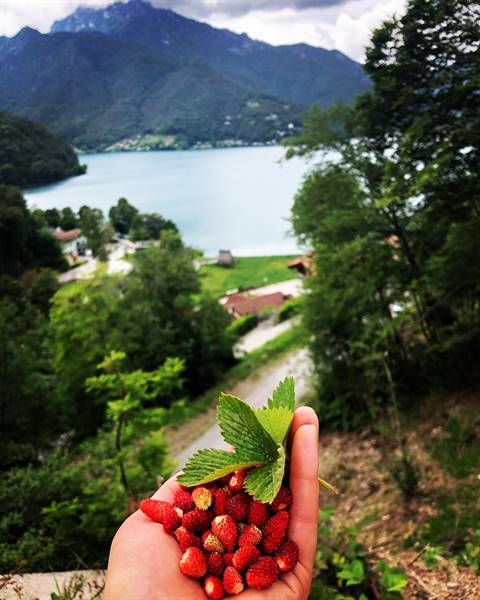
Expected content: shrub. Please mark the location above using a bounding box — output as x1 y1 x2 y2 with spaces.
227 313 258 339
276 296 304 323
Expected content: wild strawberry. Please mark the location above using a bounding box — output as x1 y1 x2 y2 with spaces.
207 552 225 576
175 526 201 552
139 499 170 523
192 486 213 510
246 556 278 590
182 508 213 533
228 470 247 493
223 552 234 566
232 546 260 571
220 474 231 485
174 489 195 512
226 493 250 522
262 510 289 553
179 547 207 578
223 566 244 595
238 524 262 547
213 488 231 515
211 515 238 551
270 487 292 511
204 575 225 599
248 500 269 528
202 531 225 553
275 540 299 573
174 506 184 518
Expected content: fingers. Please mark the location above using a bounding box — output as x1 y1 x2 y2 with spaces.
288 408 319 578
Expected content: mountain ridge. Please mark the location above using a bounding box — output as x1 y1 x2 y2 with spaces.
50 0 370 107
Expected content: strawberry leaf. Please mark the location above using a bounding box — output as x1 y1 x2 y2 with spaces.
244 445 286 503
218 393 278 462
255 407 293 445
177 449 264 487
268 377 295 412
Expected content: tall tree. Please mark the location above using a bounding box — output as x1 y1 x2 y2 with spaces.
109 197 138 235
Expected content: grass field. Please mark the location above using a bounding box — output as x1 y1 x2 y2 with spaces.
200 255 298 297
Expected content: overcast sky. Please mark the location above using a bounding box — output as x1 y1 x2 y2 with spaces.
0 0 406 62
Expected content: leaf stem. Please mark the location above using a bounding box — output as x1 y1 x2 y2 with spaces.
318 477 339 495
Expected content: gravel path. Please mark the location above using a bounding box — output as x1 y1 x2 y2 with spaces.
175 347 312 467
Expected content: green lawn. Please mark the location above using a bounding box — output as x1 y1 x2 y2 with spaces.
200 255 298 297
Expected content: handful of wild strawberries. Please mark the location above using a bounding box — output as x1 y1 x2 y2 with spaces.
138 378 334 598
140 470 298 597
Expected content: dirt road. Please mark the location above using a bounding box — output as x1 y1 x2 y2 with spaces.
175 347 312 467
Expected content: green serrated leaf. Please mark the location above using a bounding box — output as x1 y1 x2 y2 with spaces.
255 407 293 444
268 377 295 412
218 393 278 462
244 445 286 503
177 449 263 487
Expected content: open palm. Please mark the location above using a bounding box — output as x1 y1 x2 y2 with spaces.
104 407 319 600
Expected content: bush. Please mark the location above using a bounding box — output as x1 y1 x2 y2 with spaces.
276 296 304 323
227 313 258 339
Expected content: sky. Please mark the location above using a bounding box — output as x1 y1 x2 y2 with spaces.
0 0 406 62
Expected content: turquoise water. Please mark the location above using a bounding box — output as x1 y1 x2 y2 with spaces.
25 146 309 256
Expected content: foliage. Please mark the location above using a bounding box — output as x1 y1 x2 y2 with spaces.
59 207 79 231
200 255 297 298
109 197 138 235
276 295 304 323
227 313 258 339
178 378 295 503
0 111 85 187
0 185 67 277
286 0 480 428
130 211 177 241
310 507 407 599
78 206 112 261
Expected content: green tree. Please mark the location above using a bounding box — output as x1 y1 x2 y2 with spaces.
285 0 480 425
109 197 138 235
130 212 177 241
44 208 60 228
59 206 78 230
50 274 122 436
78 206 111 261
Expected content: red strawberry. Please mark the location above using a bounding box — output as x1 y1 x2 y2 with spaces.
270 487 292 511
226 493 250 522
262 510 289 553
182 508 213 533
238 524 262 547
246 556 278 590
223 566 244 595
179 547 207 578
211 515 238 551
207 552 225 577
192 486 213 510
228 470 247 493
204 575 225 599
202 531 225 553
232 546 260 572
248 500 269 528
139 499 170 523
174 489 195 512
213 489 231 515
223 552 234 566
175 526 201 552
275 540 299 573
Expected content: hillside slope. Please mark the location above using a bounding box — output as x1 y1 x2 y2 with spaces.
51 0 370 107
0 28 300 150
0 111 85 186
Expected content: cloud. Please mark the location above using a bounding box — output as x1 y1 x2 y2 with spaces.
0 0 406 62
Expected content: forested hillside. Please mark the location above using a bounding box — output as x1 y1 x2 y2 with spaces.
0 111 85 186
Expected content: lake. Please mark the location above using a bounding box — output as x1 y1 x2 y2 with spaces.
25 146 310 256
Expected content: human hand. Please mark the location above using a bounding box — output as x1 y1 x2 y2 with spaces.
104 406 319 600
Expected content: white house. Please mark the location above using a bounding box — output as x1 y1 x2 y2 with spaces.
53 228 87 256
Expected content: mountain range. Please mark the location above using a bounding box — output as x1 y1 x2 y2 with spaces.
0 0 370 151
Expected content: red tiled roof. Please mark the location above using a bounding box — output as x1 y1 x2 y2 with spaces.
227 292 286 317
54 228 82 242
